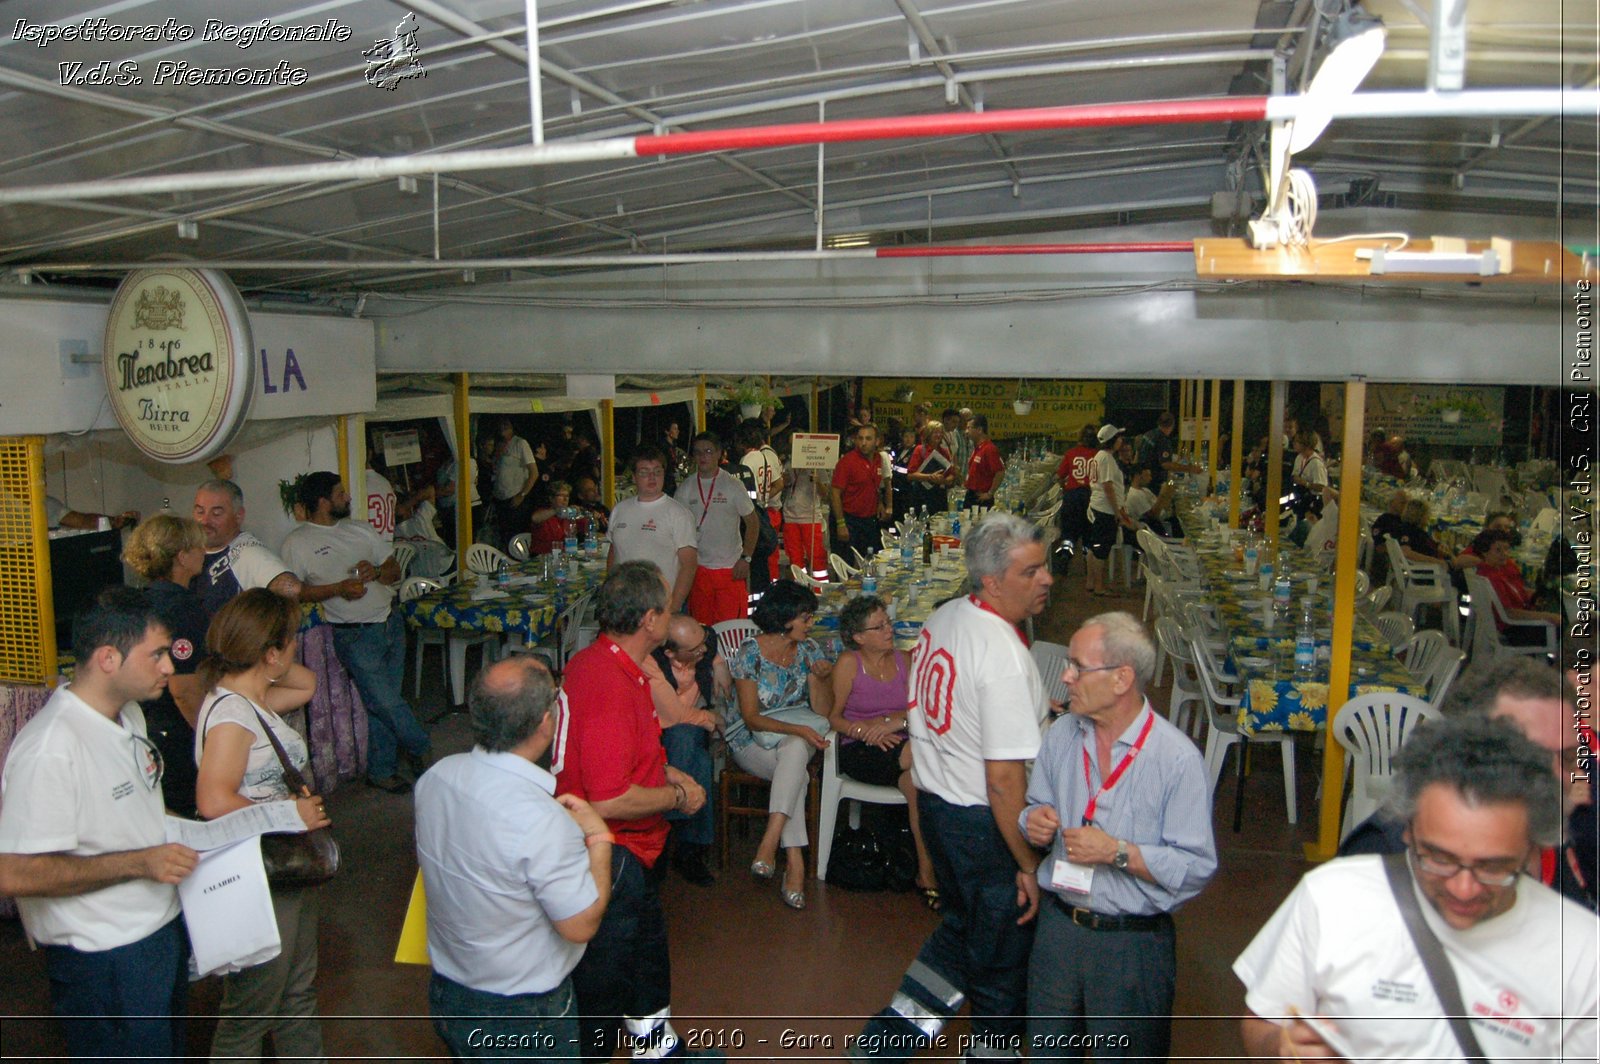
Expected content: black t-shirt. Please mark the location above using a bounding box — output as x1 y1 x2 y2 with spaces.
1136 429 1176 488
141 580 209 819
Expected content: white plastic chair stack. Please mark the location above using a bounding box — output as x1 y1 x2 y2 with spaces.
1189 635 1297 824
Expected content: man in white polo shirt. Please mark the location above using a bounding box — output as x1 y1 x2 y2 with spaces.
281 471 433 794
416 655 613 1059
675 431 760 626
0 587 199 1062
609 447 698 614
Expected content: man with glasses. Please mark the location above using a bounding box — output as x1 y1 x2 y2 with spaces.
1236 717 1598 1061
609 447 698 614
645 614 731 886
1021 611 1216 1059
675 431 760 625
853 513 1052 1062
0 587 200 1062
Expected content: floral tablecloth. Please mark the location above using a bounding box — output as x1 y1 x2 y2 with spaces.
399 558 608 643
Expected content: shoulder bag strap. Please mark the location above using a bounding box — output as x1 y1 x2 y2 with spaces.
1381 851 1489 1062
248 704 311 797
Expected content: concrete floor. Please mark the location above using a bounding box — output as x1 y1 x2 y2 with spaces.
0 560 1328 1060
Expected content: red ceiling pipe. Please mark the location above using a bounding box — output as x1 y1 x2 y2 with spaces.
633 98 1269 155
874 242 1193 257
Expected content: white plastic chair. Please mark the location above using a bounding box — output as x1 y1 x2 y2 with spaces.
1373 611 1415 648
1154 618 1203 738
789 564 826 589
507 532 533 561
828 552 860 582
1331 692 1440 840
466 542 515 575
1463 571 1557 663
713 619 760 663
1030 640 1070 712
1192 635 1297 825
401 574 499 705
817 732 907 881
1385 538 1458 643
391 541 416 579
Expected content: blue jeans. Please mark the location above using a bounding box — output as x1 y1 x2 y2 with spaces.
430 971 580 1061
569 846 672 1063
331 611 432 779
42 917 189 1062
853 793 1034 1062
661 724 713 847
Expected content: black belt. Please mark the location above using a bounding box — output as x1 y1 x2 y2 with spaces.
1051 894 1171 932
328 620 384 628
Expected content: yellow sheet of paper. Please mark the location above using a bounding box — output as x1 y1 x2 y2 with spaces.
393 870 430 965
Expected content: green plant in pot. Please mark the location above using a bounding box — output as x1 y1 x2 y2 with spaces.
723 376 776 419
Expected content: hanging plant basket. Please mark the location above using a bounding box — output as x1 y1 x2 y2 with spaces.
739 402 763 419
1013 399 1035 416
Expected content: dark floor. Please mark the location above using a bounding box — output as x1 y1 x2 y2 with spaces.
0 563 1326 1060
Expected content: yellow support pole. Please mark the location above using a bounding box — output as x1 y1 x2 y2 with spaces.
1177 380 1189 446
1229 380 1245 529
1307 379 1367 863
1264 381 1286 547
336 417 350 489
1207 379 1222 491
600 399 616 509
453 372 472 569
696 377 707 432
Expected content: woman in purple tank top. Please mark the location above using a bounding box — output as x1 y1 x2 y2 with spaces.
826 595 939 909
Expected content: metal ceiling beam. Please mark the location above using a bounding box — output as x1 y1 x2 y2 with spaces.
891 0 1023 189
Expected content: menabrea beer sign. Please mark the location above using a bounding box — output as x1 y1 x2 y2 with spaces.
103 268 255 463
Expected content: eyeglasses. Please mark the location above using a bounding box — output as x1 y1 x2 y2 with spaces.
859 621 893 633
131 733 164 791
1063 658 1123 676
1408 837 1525 887
672 640 708 657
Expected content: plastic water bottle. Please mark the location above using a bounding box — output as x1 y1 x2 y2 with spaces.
862 569 877 594
951 517 961 541
583 526 598 556
496 561 510 588
1273 569 1293 615
1295 599 1317 675
1243 542 1259 576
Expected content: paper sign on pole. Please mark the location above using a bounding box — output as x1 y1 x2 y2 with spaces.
791 432 840 471
382 429 422 467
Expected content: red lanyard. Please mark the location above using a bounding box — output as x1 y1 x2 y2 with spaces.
968 595 1029 647
1080 712 1155 825
695 474 716 528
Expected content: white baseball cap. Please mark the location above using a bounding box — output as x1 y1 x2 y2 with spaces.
1097 424 1124 445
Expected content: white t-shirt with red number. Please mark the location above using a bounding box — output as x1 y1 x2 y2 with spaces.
907 596 1044 808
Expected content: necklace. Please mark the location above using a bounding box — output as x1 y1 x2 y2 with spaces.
759 634 797 667
860 650 894 681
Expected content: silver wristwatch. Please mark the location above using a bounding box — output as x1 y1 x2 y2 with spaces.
1113 839 1130 870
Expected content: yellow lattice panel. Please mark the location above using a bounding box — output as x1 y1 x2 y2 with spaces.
0 437 54 685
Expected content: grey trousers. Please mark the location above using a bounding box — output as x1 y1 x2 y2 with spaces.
732 734 813 848
211 886 325 1062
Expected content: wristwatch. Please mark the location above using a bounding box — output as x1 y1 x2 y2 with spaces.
1113 840 1130 870
739 553 752 563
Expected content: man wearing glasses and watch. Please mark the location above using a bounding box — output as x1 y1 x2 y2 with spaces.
1020 611 1216 1059
0 587 200 1062
1236 717 1599 1062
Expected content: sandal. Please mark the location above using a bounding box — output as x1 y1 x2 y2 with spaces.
917 885 943 912
750 859 776 880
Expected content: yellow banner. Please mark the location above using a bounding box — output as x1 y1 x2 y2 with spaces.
861 379 1106 442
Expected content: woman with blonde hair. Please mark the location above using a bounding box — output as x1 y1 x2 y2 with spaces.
195 588 330 1061
123 513 209 818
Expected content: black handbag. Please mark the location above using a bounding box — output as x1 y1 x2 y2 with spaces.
249 705 340 889
827 824 888 892
200 694 340 889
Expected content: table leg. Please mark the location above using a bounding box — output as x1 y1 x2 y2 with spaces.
1232 736 1249 832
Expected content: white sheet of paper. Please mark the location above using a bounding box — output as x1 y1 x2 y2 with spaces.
165 802 307 852
178 837 281 977
1050 857 1095 894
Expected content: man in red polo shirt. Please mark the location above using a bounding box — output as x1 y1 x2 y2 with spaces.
832 422 887 556
555 560 707 1062
964 414 1005 508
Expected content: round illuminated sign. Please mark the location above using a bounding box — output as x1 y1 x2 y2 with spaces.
102 268 255 464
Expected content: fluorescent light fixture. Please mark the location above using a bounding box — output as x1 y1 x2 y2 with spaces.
1363 247 1500 275
826 234 872 248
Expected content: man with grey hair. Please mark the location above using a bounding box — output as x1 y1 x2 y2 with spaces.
415 657 613 1059
1341 658 1593 910
853 513 1052 1062
191 478 301 616
1021 611 1216 1058
1237 717 1598 1061
555 560 708 1062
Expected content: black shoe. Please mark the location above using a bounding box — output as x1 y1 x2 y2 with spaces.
672 844 717 887
405 748 435 779
366 774 412 794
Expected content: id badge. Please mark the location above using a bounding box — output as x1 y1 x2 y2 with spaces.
1049 856 1095 894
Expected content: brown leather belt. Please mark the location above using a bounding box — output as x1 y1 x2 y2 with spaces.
1051 894 1171 932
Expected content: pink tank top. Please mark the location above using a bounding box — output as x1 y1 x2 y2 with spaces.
842 652 909 740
